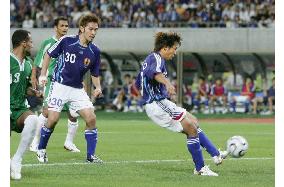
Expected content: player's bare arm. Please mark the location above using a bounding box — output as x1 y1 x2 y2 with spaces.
31 66 38 89
39 53 51 86
154 73 176 96
91 75 102 98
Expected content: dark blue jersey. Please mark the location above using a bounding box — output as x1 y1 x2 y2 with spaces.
136 52 169 104
47 35 100 88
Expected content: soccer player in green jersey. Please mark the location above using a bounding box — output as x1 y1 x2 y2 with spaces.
30 17 80 153
10 30 40 180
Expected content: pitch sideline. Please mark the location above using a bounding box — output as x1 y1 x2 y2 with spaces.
22 157 274 167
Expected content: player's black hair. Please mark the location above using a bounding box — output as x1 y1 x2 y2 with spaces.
154 32 182 52
12 29 30 49
54 17 68 27
78 14 101 34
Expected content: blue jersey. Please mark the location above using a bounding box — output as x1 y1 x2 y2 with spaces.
47 35 101 88
136 52 169 104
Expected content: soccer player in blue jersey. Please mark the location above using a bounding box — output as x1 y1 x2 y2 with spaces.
37 14 103 163
136 32 228 176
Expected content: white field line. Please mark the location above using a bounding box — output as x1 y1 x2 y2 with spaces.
54 131 274 135
22 157 274 167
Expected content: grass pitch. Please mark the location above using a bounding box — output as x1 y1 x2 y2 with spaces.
11 112 274 187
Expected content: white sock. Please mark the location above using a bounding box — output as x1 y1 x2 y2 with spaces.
12 115 38 163
31 113 47 146
65 119 79 145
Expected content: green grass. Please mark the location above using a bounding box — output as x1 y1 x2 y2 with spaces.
11 112 275 187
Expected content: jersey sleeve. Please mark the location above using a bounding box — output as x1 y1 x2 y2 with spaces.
145 54 163 79
90 49 101 77
47 37 65 58
135 72 141 90
34 40 52 68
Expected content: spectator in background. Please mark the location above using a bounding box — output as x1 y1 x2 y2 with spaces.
192 76 210 114
262 77 275 115
209 77 228 114
71 6 83 26
183 84 192 107
10 0 275 28
22 15 34 28
230 76 255 113
111 74 131 112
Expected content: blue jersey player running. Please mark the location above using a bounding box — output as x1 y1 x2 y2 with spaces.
136 32 228 176
37 14 103 163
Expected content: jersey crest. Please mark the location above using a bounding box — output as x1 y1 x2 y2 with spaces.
83 58 91 67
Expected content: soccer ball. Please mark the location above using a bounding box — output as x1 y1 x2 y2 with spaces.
226 136 249 158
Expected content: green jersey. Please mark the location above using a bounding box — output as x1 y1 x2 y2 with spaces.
34 36 58 77
10 53 33 109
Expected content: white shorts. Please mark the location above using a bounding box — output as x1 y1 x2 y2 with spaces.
145 99 186 133
47 82 94 114
234 95 250 103
214 96 224 104
200 96 208 103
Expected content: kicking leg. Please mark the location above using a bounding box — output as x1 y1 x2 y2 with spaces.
186 112 228 165
11 112 38 180
181 115 218 176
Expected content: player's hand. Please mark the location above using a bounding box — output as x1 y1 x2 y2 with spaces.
166 84 176 96
170 94 177 103
93 88 103 98
39 75 47 86
31 76 38 89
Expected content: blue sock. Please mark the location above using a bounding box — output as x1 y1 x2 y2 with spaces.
85 128 98 159
230 101 236 112
38 126 53 150
198 128 219 157
193 99 199 108
187 136 205 171
127 99 131 108
205 100 209 107
245 102 250 113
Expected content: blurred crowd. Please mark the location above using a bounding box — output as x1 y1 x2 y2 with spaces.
11 0 275 28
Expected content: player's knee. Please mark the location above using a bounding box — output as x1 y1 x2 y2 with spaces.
184 123 198 137
181 118 198 136
48 115 59 127
186 112 199 128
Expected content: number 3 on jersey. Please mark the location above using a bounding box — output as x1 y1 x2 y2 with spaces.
65 52 76 63
10 73 20 84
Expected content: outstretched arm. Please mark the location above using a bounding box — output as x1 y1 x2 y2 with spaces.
154 73 176 96
39 53 51 86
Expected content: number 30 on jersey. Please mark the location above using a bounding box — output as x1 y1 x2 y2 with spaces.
65 52 76 63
